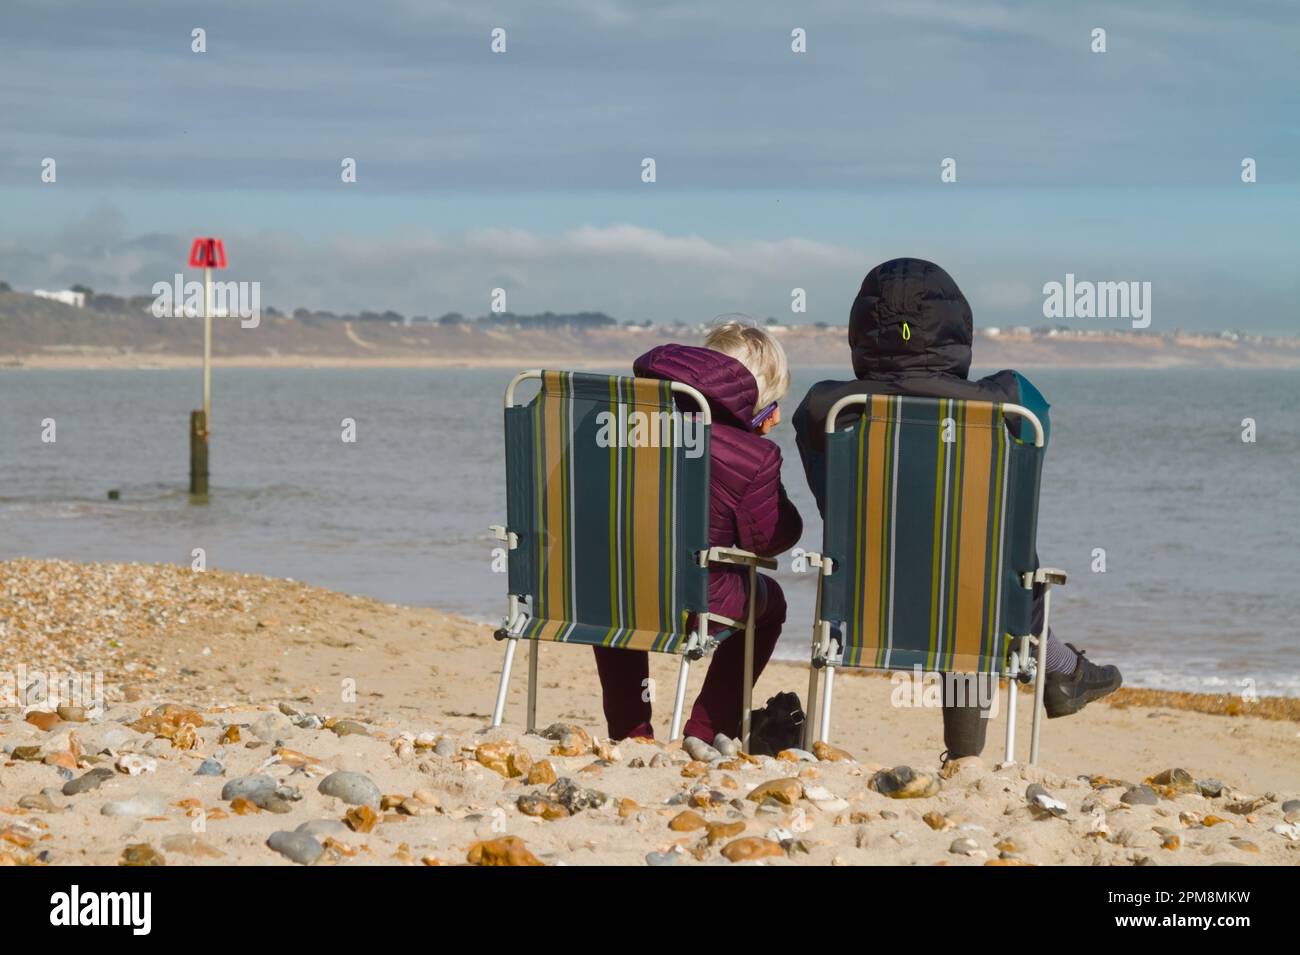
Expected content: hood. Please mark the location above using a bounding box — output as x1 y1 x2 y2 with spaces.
849 258 973 380
633 343 758 429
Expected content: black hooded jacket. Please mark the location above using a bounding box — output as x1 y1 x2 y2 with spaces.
793 257 1043 517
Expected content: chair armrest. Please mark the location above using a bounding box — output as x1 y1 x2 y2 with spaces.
803 551 834 573
704 546 778 571
1020 567 1067 587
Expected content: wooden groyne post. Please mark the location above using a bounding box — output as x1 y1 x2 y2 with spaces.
189 409 208 497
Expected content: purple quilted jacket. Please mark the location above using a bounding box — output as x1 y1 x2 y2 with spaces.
633 344 803 621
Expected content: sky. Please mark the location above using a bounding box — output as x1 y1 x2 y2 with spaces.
1 0 1297 331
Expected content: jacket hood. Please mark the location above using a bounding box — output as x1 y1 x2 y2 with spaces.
849 258 973 380
633 343 759 429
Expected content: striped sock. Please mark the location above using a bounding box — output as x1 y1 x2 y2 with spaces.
1043 630 1079 675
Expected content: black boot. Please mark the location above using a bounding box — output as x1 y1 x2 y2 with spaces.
1043 644 1122 718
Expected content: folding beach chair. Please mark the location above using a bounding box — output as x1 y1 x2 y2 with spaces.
802 393 1066 765
489 370 776 748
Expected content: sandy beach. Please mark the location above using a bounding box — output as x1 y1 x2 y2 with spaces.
1 559 1297 867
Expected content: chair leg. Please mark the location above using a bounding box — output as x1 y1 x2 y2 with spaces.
803 661 821 751
491 637 518 728
526 638 539 734
819 665 836 744
1003 650 1019 763
669 654 691 741
740 566 757 753
1029 587 1052 765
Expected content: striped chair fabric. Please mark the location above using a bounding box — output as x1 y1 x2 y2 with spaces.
504 371 710 653
820 394 1043 674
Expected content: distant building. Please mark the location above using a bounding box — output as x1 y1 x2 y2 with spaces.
983 327 1001 336
34 289 86 308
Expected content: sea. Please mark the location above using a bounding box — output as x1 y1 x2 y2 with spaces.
1 366 1297 696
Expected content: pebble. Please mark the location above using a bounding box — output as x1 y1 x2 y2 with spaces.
267 830 324 865
251 713 292 741
669 810 707 831
221 774 277 802
777 748 817 763
1281 799 1300 814
318 771 382 808
706 821 746 844
1198 779 1225 798
297 819 351 838
62 767 114 796
116 754 157 776
548 778 607 813
1121 785 1160 806
475 741 533 778
923 811 951 831
1269 823 1300 841
1150 768 1198 794
466 836 544 867
527 760 558 786
56 705 87 723
684 736 722 763
949 837 985 857
802 784 850 813
345 805 379 833
713 734 739 758
1026 783 1068 817
18 792 58 812
101 792 166 817
645 848 682 866
871 766 941 799
721 837 785 863
195 758 224 776
812 741 855 763
331 719 370 738
74 724 140 753
119 844 165 866
25 711 61 732
746 778 803 805
518 794 570 820
434 737 456 757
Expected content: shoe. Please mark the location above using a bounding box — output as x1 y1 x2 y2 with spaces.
1043 644 1122 718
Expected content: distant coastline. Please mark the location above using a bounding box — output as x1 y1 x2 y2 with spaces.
3 288 1298 370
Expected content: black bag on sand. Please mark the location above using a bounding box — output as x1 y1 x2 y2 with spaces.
747 691 806 756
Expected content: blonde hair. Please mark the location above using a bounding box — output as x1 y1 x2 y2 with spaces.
704 316 790 413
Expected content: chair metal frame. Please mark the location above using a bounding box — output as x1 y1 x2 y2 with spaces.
800 393 1067 765
489 369 775 749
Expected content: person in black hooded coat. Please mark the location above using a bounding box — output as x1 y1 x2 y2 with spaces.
792 258 1121 760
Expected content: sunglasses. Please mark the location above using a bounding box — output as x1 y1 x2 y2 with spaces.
751 402 779 431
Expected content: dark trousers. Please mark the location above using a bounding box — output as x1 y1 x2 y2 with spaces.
592 576 787 741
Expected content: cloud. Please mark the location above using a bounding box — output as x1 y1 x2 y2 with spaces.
0 208 870 322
